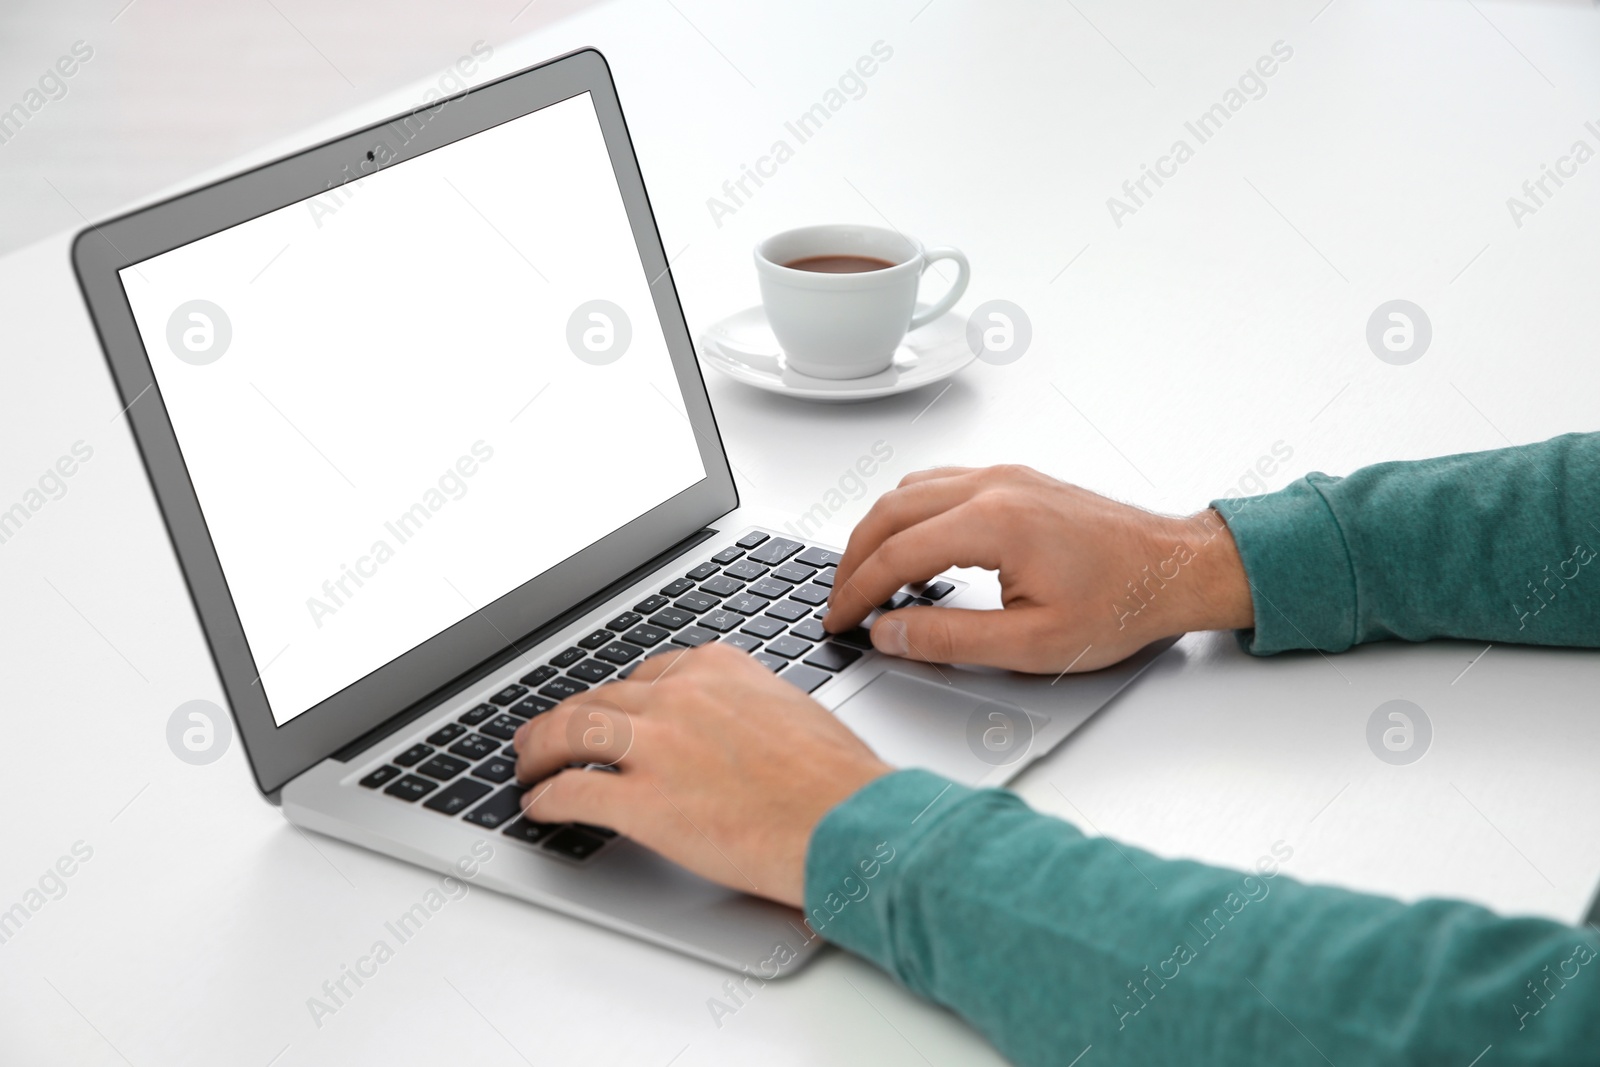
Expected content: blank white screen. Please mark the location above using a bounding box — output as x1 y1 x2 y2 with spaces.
121 92 706 726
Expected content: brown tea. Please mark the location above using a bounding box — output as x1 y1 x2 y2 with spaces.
783 254 896 274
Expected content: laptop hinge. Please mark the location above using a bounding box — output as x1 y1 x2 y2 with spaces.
327 525 720 764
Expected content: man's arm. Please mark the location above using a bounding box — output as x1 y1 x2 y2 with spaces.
514 437 1600 1067
809 769 1600 1067
1214 431 1600 653
823 434 1600 667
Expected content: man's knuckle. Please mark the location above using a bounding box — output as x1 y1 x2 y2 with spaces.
877 531 909 569
909 614 953 662
969 491 1009 522
998 462 1034 479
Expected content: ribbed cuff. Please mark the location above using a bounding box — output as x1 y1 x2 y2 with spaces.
802 769 972 977
1211 475 1358 655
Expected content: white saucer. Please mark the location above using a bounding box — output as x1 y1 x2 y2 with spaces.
697 305 976 402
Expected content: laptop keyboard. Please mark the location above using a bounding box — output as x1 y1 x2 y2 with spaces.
354 530 956 865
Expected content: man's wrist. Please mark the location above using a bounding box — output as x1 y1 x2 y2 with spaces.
1160 509 1254 636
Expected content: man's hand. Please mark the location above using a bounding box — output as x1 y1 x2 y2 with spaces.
512 643 890 908
824 465 1253 674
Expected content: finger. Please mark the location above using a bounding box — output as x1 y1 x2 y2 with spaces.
828 503 1002 629
521 766 638 834
896 465 978 487
514 685 647 783
870 605 1050 671
830 475 983 622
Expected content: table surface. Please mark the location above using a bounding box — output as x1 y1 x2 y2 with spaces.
3 1 1599 1064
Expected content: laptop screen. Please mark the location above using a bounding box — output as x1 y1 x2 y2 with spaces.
117 91 707 727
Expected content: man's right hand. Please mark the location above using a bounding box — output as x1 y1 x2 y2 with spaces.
822 464 1254 674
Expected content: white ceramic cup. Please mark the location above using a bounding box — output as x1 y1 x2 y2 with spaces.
753 224 970 379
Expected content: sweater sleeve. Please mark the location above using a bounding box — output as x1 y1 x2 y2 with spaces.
805 769 1600 1067
1210 432 1600 654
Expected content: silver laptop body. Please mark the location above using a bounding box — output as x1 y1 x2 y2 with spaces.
74 48 1164 976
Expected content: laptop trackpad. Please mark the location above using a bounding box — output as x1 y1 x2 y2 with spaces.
833 670 1051 788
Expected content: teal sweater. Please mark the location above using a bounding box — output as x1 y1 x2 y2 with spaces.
805 433 1600 1066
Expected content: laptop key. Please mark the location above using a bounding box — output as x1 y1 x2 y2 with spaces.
659 577 696 597
804 643 864 672
674 591 720 614
766 599 811 623
458 702 497 726
359 764 402 789
699 575 744 597
685 561 720 581
568 659 615 683
463 785 525 828
621 624 670 647
394 743 433 767
574 823 618 838
790 583 831 606
813 567 837 588
796 546 842 568
550 647 586 668
503 817 558 844
501 743 519 758
384 775 437 802
923 580 956 601
543 827 608 860
765 635 813 660
481 714 527 741
723 593 770 616
540 677 589 700
880 591 915 612
605 611 643 632
697 609 740 633
473 756 516 784
520 665 558 687
578 629 613 650
672 626 718 648
511 695 556 717
649 607 694 630
449 734 499 761
491 684 528 706
723 559 769 581
773 562 817 584
752 652 786 672
832 627 875 650
790 617 826 642
735 531 770 549
748 537 803 564
740 616 787 639
632 594 670 614
748 578 793 600
426 722 468 746
595 641 642 665
418 754 470 781
778 664 832 694
721 632 762 652
710 546 744 564
424 778 492 815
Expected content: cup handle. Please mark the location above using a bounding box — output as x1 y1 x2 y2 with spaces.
908 246 970 331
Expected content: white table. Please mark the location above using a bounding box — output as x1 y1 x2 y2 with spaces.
3 2 1599 1064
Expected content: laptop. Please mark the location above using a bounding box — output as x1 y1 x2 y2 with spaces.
73 48 1167 976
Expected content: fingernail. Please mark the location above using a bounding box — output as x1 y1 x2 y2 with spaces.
873 618 908 657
